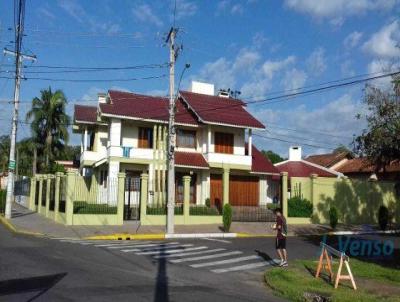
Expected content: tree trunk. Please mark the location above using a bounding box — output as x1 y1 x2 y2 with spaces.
33 147 37 175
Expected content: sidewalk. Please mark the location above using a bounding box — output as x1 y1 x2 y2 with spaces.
2 203 394 239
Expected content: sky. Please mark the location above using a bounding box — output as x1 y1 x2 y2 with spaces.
0 0 399 157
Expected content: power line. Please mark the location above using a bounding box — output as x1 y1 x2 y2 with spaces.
0 74 167 82
261 124 353 139
1 62 169 70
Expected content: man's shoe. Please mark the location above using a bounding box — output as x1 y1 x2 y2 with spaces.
281 261 288 267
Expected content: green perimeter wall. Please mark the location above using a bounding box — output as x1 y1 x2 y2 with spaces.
290 176 399 224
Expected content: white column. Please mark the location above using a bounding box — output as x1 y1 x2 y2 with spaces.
83 127 88 151
80 132 84 153
248 128 252 156
207 126 212 153
110 118 122 147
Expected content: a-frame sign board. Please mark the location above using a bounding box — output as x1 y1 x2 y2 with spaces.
315 242 357 290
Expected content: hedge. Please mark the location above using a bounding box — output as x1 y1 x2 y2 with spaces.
147 205 183 215
288 196 313 217
73 201 117 214
190 205 220 216
0 190 5 214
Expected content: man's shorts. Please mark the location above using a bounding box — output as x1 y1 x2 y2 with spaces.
276 237 286 249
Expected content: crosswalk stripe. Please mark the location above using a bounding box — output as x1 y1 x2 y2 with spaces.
190 255 261 268
95 241 153 247
211 260 277 273
126 244 193 254
106 242 156 249
120 242 180 252
153 248 226 259
136 246 206 255
170 251 242 263
202 238 231 244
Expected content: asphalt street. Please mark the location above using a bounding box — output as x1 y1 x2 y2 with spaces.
0 224 398 302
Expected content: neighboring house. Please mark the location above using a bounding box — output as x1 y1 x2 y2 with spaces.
73 81 280 208
54 160 79 172
305 151 354 170
336 158 400 181
275 146 343 179
305 151 400 181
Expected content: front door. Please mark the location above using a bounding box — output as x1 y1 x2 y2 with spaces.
210 174 222 210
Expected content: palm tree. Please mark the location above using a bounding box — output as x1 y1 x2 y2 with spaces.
26 87 70 169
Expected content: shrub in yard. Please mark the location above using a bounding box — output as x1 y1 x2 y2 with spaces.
0 190 5 214
190 205 219 216
73 201 117 214
205 198 211 208
222 204 232 232
329 206 338 230
378 205 389 231
288 196 313 217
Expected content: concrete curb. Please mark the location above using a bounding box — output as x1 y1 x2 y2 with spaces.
165 233 237 239
0 215 44 237
84 233 166 240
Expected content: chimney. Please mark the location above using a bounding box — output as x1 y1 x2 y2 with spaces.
98 93 107 104
217 89 230 98
289 146 302 161
190 81 214 96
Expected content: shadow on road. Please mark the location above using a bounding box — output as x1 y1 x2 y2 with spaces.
153 243 169 302
255 250 277 266
0 272 67 301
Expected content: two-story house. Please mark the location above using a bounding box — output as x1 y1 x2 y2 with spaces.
73 82 280 210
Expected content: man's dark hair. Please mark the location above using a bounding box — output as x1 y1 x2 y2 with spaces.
274 208 282 214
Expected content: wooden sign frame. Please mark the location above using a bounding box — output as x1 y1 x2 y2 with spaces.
315 243 357 290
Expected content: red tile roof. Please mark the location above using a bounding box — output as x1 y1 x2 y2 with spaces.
305 152 352 167
247 145 280 175
100 90 199 126
175 152 209 169
275 161 338 178
180 91 265 129
74 105 97 123
337 158 400 174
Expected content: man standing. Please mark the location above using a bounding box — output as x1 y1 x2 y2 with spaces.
273 208 288 267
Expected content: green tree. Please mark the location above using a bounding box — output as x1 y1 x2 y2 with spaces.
261 150 285 164
0 135 10 173
26 87 71 170
354 78 400 172
333 145 354 156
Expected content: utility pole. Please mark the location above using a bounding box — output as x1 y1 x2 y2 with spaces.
4 0 35 219
166 27 177 234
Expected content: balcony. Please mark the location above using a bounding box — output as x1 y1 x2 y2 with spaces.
108 145 154 161
80 150 105 165
205 152 252 168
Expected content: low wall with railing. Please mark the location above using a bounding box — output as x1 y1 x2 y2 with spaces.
29 172 125 226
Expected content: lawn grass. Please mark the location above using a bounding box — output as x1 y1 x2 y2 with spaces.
265 258 400 302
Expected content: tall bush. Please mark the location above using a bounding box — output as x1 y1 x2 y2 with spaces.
378 205 389 230
288 196 313 217
329 206 338 230
222 204 232 232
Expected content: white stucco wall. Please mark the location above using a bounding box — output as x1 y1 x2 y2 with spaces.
121 123 138 148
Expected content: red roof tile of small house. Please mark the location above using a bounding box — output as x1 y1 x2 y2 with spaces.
246 144 280 175
74 105 97 123
100 90 199 126
275 161 338 178
179 90 265 129
337 158 400 174
175 152 209 169
305 152 352 168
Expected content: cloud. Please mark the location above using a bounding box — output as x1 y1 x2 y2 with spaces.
362 21 400 58
197 57 236 90
133 4 163 27
282 68 307 91
262 56 296 79
306 47 326 75
343 31 363 48
174 0 197 20
58 0 121 33
251 94 366 156
231 4 244 15
37 6 56 20
232 49 261 71
284 0 398 25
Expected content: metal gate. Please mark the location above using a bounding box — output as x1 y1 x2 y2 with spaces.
124 176 141 220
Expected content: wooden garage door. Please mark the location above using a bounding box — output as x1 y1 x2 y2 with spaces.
210 174 222 209
229 175 259 206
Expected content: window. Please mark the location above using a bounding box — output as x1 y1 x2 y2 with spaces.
214 132 234 154
177 129 196 148
138 127 153 148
